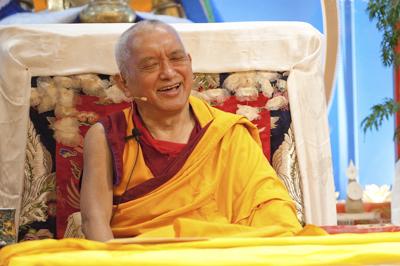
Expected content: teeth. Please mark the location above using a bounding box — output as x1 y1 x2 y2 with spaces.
159 83 180 91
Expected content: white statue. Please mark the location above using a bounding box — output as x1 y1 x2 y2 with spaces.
345 160 364 213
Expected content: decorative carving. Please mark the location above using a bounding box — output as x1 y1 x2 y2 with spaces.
21 119 56 226
272 126 305 224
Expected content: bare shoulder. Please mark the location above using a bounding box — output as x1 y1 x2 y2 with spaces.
84 123 106 146
85 122 105 139
83 122 112 160
82 122 112 178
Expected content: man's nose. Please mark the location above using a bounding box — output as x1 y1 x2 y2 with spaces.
159 60 176 79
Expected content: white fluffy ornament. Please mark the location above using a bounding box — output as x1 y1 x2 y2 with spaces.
222 71 256 93
236 104 261 121
235 87 259 102
36 82 57 113
54 88 78 118
265 95 288 111
52 117 83 147
76 74 109 97
103 84 131 104
30 87 41 107
203 88 230 104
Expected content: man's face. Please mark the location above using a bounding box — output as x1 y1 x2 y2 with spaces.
122 26 193 114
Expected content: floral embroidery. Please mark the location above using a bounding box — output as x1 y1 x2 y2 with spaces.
21 119 56 226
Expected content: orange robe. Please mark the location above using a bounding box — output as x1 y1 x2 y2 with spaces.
110 96 304 238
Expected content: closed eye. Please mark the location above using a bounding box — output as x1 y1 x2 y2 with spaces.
170 55 186 61
138 61 160 72
142 63 159 70
169 51 188 62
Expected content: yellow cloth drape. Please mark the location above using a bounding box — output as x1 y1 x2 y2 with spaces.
2 231 400 265
111 97 303 238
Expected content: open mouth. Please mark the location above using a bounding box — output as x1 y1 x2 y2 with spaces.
157 82 182 93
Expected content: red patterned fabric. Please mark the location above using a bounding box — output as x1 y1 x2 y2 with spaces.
321 224 400 234
56 96 129 238
215 95 270 160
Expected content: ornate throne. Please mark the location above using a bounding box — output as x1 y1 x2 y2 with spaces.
0 22 337 240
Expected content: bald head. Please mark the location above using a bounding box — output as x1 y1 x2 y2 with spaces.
115 20 185 77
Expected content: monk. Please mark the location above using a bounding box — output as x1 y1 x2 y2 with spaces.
80 20 305 242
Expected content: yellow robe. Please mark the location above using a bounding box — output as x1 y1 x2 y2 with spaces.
2 232 400 266
111 96 304 238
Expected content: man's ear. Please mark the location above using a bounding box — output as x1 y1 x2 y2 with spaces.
187 53 192 63
113 73 132 98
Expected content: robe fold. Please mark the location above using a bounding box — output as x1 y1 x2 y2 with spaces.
105 96 303 238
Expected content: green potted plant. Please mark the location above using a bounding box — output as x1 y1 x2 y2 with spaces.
362 0 400 225
361 0 400 138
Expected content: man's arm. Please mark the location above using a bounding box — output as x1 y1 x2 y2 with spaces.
80 123 114 242
227 123 303 235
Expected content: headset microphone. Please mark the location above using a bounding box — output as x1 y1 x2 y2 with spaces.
132 96 148 101
124 128 141 142
112 101 142 222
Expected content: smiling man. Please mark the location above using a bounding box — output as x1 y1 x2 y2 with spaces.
79 20 305 242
